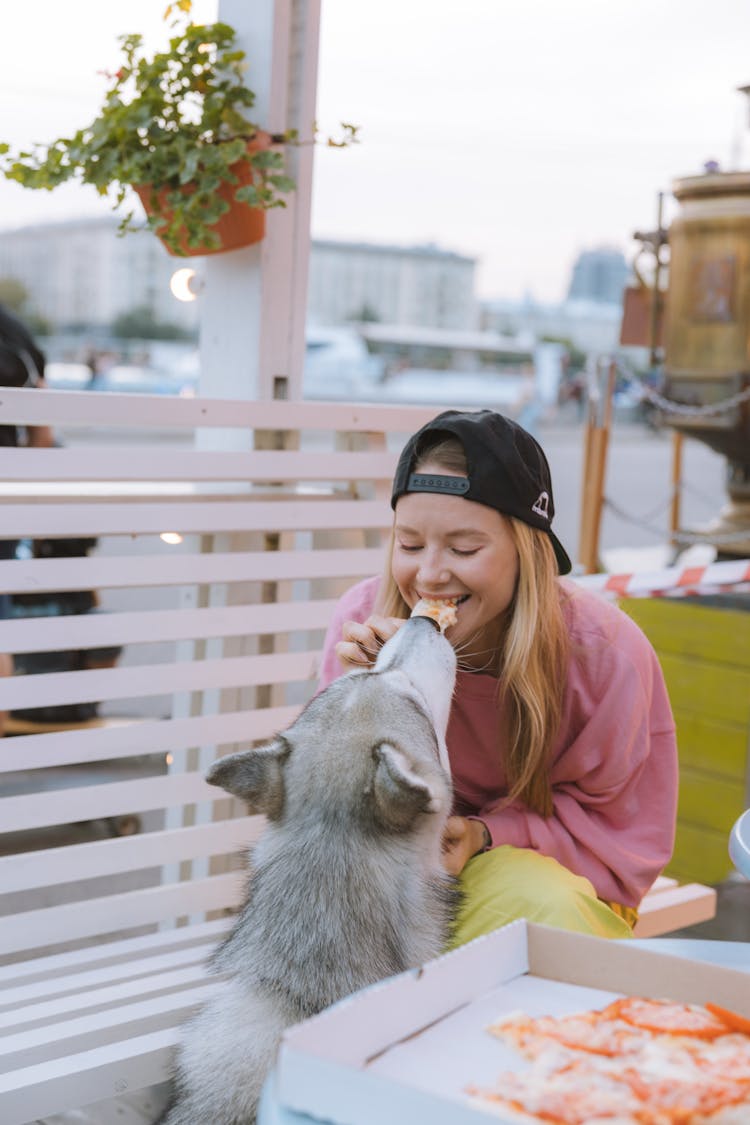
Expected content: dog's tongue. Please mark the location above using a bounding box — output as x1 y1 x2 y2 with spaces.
411 598 457 633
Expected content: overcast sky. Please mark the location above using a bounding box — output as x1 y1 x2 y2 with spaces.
2 0 750 301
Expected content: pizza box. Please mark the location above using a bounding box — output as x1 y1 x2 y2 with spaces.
273 920 750 1125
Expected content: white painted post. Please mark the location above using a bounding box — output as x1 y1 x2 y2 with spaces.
199 0 321 404
165 0 323 911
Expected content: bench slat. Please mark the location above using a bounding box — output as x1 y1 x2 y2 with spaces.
0 497 390 537
1 964 216 1033
633 883 718 938
648 875 679 891
0 649 320 710
3 598 339 654
0 384 438 430
0 873 244 957
0 979 220 1074
0 706 302 772
2 771 222 832
1 446 399 481
0 817 261 892
0 943 222 1010
0 545 384 594
0 1025 178 1125
0 918 232 988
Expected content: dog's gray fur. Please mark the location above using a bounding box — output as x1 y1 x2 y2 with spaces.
158 615 459 1125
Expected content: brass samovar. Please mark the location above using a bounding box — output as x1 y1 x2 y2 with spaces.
662 171 750 556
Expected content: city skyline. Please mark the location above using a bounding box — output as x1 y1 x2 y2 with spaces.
2 1 750 302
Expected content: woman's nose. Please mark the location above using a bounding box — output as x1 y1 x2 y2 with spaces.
417 551 450 586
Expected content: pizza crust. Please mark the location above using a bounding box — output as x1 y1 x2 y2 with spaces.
411 597 458 632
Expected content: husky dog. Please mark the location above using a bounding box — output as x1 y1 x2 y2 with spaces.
158 614 459 1125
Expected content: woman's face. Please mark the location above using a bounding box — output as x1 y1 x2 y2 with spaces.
392 463 520 661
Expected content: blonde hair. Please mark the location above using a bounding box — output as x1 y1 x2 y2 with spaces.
375 436 569 817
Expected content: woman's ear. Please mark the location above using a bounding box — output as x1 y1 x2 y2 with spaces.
206 737 291 819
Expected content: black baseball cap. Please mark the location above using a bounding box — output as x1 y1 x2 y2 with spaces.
390 409 572 575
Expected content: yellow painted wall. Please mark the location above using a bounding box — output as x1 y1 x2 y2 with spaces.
621 598 750 885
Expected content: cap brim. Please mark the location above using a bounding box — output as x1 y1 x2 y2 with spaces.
549 531 572 576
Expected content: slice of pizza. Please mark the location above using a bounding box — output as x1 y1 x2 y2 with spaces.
474 998 750 1124
601 997 735 1040
468 1056 645 1124
621 1064 750 1124
411 597 458 632
487 1008 649 1059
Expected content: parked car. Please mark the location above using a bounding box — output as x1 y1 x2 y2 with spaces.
45 361 196 397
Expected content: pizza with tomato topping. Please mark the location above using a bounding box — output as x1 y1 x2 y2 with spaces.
466 997 750 1124
410 597 458 632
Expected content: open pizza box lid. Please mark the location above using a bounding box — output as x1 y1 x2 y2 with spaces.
274 920 750 1125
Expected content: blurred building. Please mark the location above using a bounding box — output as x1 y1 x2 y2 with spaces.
0 220 477 333
481 296 625 356
566 246 629 305
481 247 632 357
307 239 477 329
0 217 198 332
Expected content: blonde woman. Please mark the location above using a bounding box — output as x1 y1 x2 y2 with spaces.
318 410 678 943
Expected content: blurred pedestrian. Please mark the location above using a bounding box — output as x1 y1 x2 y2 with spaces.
0 304 54 735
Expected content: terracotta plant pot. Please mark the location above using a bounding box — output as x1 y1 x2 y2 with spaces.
134 133 271 257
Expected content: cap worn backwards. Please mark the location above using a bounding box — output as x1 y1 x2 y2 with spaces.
390 409 572 575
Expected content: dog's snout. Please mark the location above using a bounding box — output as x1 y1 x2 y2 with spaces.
412 614 441 633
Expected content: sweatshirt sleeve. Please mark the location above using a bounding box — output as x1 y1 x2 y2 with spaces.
316 576 380 691
478 621 678 909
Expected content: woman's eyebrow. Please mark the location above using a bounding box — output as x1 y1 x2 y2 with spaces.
395 524 489 538
444 529 490 540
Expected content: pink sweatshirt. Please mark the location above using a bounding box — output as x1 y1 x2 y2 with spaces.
317 576 677 908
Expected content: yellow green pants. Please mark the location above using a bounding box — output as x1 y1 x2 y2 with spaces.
448 845 634 949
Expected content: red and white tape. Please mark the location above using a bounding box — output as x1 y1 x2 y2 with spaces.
573 558 750 598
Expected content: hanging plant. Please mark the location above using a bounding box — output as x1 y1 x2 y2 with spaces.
0 2 358 255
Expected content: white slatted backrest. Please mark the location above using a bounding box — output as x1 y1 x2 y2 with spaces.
0 388 444 963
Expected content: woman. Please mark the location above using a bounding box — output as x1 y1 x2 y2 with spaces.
318 409 678 944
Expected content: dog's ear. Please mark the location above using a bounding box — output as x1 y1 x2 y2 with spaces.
371 742 442 831
206 737 291 819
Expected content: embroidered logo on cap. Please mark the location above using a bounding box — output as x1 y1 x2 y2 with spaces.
531 490 550 520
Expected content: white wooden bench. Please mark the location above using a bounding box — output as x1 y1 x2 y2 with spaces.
0 387 716 1124
632 875 717 938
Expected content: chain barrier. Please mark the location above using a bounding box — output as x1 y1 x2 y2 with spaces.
671 526 750 546
603 495 750 546
602 497 750 544
604 486 750 546
610 357 750 418
585 356 750 549
640 382 750 418
680 477 729 509
602 496 677 539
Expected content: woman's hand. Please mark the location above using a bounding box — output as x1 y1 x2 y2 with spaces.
441 816 489 875
334 615 404 670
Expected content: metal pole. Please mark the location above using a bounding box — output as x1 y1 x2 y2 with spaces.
649 191 664 371
669 430 684 545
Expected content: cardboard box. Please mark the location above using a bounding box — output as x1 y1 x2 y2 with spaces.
274 920 750 1125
